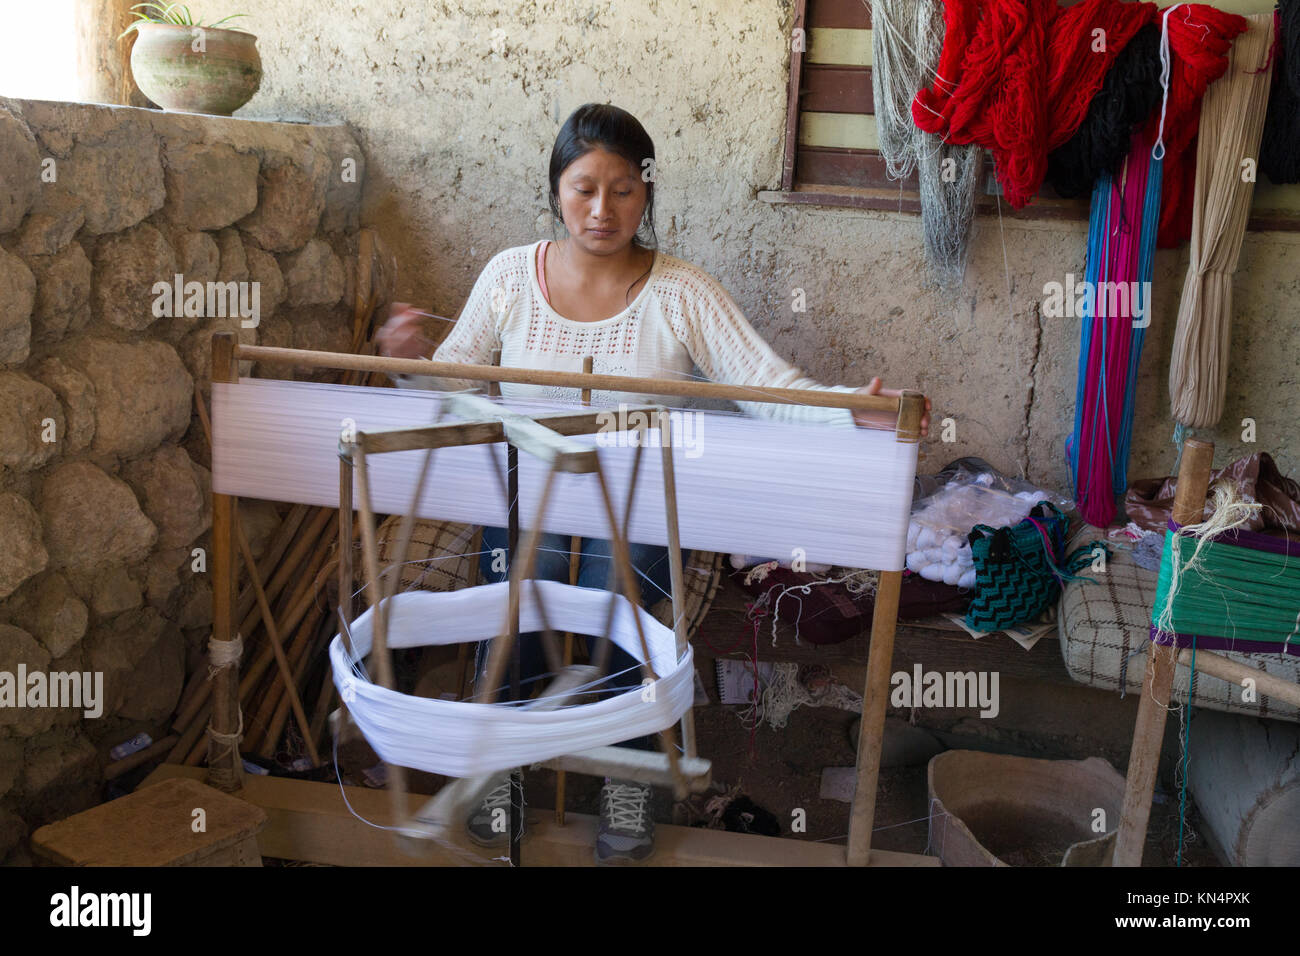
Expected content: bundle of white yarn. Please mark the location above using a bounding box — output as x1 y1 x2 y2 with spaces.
905 484 1049 589
905 523 976 589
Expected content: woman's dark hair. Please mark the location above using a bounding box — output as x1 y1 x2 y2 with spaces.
548 103 658 305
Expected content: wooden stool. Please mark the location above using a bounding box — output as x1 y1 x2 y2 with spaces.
32 777 267 867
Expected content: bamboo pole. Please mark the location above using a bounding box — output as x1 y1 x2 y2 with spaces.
1113 437 1215 867
173 504 325 736
258 605 329 760
104 734 181 780
1177 648 1300 709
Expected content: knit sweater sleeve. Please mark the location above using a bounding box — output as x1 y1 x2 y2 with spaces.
392 251 507 394
668 267 857 427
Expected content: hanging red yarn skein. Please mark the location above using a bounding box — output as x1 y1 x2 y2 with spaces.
1045 0 1159 151
912 0 1244 220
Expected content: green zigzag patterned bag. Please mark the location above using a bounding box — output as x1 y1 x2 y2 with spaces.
964 501 1072 631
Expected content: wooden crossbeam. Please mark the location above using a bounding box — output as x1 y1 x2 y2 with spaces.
139 765 936 867
537 747 711 791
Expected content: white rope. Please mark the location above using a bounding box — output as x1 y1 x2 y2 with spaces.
207 634 243 670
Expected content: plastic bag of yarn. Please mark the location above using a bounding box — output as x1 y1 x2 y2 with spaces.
964 501 1071 631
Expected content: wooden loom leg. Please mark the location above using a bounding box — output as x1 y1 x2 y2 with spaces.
351 442 409 828
657 408 694 758
846 568 902 866
206 333 243 791
1113 642 1178 866
555 353 595 823
1113 435 1216 866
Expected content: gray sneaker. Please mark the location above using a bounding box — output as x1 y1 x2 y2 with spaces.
465 774 514 847
595 778 655 864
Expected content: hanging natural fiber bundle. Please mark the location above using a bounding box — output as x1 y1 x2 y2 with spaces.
1047 24 1162 199
1169 13 1275 430
872 0 928 180
872 0 979 288
1152 4 1250 248
915 0 980 288
1261 0 1300 183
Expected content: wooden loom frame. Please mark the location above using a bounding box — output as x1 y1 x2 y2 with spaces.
1113 437 1300 865
201 332 933 867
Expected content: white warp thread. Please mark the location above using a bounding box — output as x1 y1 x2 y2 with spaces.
331 581 695 778
211 379 918 571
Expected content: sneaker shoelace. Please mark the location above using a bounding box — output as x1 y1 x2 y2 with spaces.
602 782 650 833
481 777 512 813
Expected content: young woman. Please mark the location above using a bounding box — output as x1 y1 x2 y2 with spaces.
376 103 930 864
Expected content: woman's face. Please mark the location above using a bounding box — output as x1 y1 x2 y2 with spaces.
555 147 648 255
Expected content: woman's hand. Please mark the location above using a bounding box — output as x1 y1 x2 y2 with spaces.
375 302 434 360
851 377 932 437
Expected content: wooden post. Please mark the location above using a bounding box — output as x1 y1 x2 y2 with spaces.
339 452 354 642
556 355 595 825
658 407 695 758
846 390 925 866
74 0 148 106
351 441 410 829
207 333 244 791
1113 437 1215 866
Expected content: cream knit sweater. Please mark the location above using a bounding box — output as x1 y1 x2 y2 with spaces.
396 240 857 427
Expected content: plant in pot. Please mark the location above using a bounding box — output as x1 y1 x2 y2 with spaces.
120 3 261 116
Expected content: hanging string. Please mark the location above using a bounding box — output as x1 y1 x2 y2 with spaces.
1168 12 1276 428
1066 122 1162 527
1175 637 1197 866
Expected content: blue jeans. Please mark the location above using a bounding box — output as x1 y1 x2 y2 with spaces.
475 525 686 751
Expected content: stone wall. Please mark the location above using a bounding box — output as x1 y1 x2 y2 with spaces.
0 97 364 862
